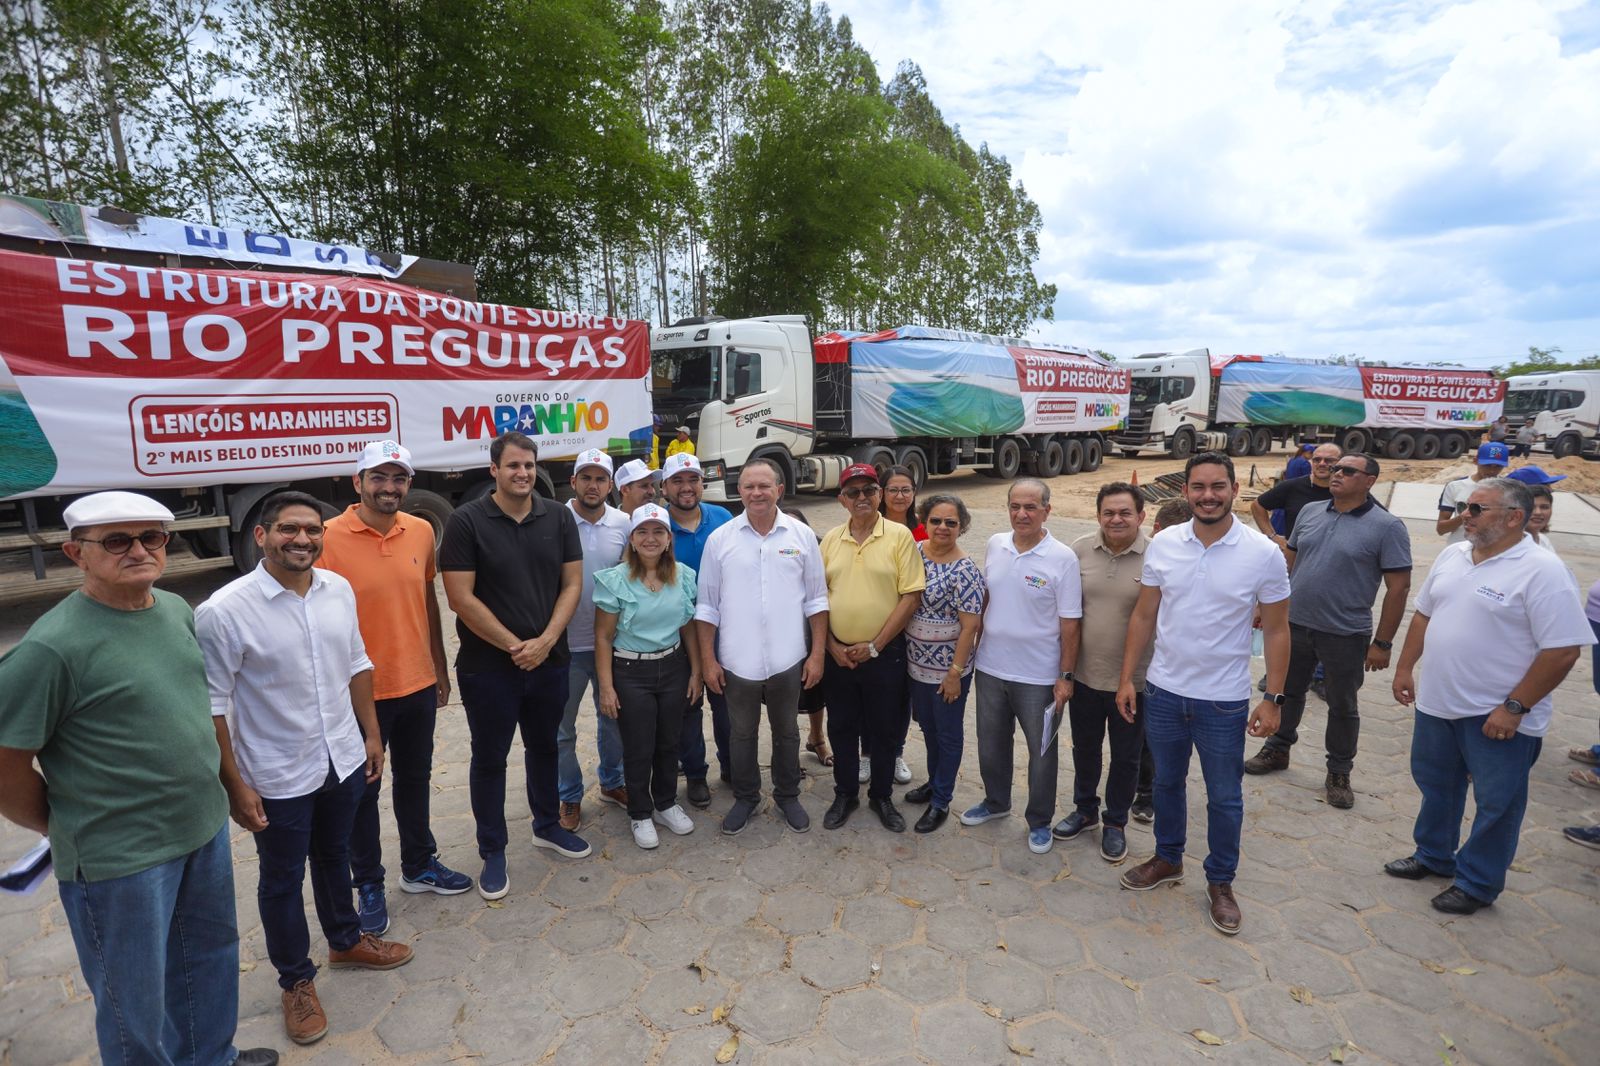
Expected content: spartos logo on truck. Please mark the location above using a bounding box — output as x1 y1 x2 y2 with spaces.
443 399 610 440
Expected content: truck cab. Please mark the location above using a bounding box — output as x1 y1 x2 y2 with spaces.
650 315 814 504
1115 350 1217 458
1505 370 1600 458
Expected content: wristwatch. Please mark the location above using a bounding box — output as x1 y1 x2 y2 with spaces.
1371 638 1393 651
868 642 879 659
1504 698 1529 716
1060 671 1075 683
1262 691 1287 705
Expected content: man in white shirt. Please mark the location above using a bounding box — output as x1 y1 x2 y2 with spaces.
961 479 1082 857
1437 442 1508 542
1390 477 1594 915
556 449 632 831
196 492 413 1047
615 458 660 514
1116 452 1291 937
696 458 830 835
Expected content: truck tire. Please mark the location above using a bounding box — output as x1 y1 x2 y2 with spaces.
1416 432 1442 461
893 445 928 489
232 498 267 573
1063 439 1085 475
402 490 455 543
1170 429 1195 460
1337 428 1368 455
1083 438 1104 472
1226 428 1252 457
1552 433 1582 459
1386 432 1417 460
1036 439 1065 477
990 438 1022 480
1440 433 1467 459
851 445 896 484
1250 427 1272 456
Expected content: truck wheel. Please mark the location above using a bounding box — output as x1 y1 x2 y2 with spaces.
402 490 455 543
1226 428 1252 457
893 445 928 489
990 438 1022 480
1170 430 1195 460
1552 433 1581 459
1416 433 1442 461
1339 428 1368 455
232 499 267 573
1064 439 1085 475
1249 428 1272 456
1440 433 1467 459
1083 439 1104 472
1036 440 1065 477
1386 432 1417 460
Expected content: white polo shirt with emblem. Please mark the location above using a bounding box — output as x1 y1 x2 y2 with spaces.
1141 518 1291 702
695 511 831 680
975 531 1083 686
1413 535 1595 737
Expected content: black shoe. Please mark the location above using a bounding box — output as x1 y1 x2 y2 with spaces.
685 778 711 809
1130 798 1154 824
1431 885 1491 915
235 1051 281 1066
869 797 907 833
1383 856 1448 881
721 798 756 835
914 805 948 834
1100 824 1128 864
904 782 934 805
823 794 859 830
1051 810 1098 840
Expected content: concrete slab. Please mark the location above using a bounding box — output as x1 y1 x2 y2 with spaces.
1386 481 1600 537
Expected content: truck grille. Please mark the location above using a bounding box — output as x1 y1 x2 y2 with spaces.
1111 408 1153 445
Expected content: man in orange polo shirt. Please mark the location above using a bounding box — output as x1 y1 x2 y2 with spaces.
319 441 471 935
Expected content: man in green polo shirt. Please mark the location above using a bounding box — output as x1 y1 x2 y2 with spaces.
0 491 277 1066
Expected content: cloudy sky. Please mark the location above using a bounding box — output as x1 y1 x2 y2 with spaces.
838 0 1600 367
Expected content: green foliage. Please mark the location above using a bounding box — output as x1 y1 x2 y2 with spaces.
1493 346 1600 378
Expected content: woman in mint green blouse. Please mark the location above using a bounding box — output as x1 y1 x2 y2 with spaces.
594 504 703 849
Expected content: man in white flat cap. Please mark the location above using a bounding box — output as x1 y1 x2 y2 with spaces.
615 458 660 515
0 492 279 1066
318 441 471 940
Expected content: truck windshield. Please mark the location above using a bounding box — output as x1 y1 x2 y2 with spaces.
1507 389 1584 415
1131 376 1193 406
652 346 720 403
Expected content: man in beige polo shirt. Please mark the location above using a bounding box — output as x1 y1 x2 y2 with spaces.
1052 481 1152 864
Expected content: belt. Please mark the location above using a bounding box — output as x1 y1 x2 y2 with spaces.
613 643 680 661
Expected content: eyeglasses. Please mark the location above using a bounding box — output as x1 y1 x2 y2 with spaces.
1309 457 1338 465
1464 503 1511 517
364 473 411 486
75 530 170 555
841 486 880 500
1330 465 1372 477
884 486 915 495
926 517 960 528
272 522 325 538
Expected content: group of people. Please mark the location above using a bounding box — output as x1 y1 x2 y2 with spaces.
1 430 1595 1065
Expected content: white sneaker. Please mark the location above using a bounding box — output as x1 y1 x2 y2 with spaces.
630 818 659 849
651 805 695 836
894 757 912 784
858 761 872 784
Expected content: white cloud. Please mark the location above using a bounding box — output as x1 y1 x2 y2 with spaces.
837 0 1600 365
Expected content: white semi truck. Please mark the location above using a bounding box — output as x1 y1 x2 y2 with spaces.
1504 370 1600 459
648 317 1131 503
1111 349 1504 461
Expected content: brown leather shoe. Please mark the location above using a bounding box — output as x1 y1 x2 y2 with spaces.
328 932 414 971
1243 745 1289 775
1325 772 1354 809
1119 855 1184 891
1208 883 1242 935
281 979 328 1045
559 801 582 831
598 786 628 808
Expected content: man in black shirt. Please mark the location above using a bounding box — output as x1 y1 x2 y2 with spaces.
1251 442 1339 550
440 432 585 900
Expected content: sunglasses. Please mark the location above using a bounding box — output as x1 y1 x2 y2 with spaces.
1464 503 1511 517
926 516 960 528
841 486 880 500
1309 457 1338 464
75 530 171 555
1330 465 1372 477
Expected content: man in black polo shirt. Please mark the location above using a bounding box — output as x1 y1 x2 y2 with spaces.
1250 442 1339 547
440 432 586 900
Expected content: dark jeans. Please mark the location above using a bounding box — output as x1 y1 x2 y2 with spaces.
350 685 439 888
1410 710 1542 902
725 661 805 803
58 824 239 1066
975 670 1061 829
1145 682 1248 884
910 673 973 810
1266 625 1366 773
824 637 910 800
1069 684 1145 827
1135 736 1154 803
255 762 365 989
459 661 569 855
1509 441 1532 458
680 688 730 780
613 648 690 820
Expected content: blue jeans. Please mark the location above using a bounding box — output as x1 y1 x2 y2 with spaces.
459 660 569 854
58 824 239 1066
1144 682 1248 884
679 687 730 781
255 763 365 989
557 650 625 802
911 674 971 810
1409 710 1542 902
351 685 440 887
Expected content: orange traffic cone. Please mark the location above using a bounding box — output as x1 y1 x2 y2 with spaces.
1130 468 1139 486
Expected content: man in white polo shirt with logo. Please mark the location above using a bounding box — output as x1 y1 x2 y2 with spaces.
695 457 830 834
1389 476 1593 915
1116 452 1291 937
556 448 632 832
961 478 1081 856
615 459 660 515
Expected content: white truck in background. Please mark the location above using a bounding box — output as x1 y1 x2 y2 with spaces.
1504 370 1600 459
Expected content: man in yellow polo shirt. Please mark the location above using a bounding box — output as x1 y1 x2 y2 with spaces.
820 464 925 832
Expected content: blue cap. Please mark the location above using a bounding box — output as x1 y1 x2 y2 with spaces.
1506 465 1566 485
1476 441 1509 467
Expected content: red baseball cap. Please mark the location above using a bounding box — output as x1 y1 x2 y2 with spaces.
840 463 879 485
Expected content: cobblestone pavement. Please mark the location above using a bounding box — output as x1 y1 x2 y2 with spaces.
3 484 1599 1065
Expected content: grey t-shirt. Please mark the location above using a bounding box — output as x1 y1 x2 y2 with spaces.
1287 498 1412 635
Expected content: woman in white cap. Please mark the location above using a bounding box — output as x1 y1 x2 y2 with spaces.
593 504 704 847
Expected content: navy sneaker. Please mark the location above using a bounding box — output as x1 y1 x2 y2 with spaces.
532 827 592 859
1051 811 1098 840
400 857 473 895
1100 824 1128 864
356 883 388 936
478 853 509 901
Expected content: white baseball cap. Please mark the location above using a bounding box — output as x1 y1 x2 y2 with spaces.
573 448 613 477
629 502 672 534
63 491 175 531
356 439 414 475
661 453 703 480
615 459 659 488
